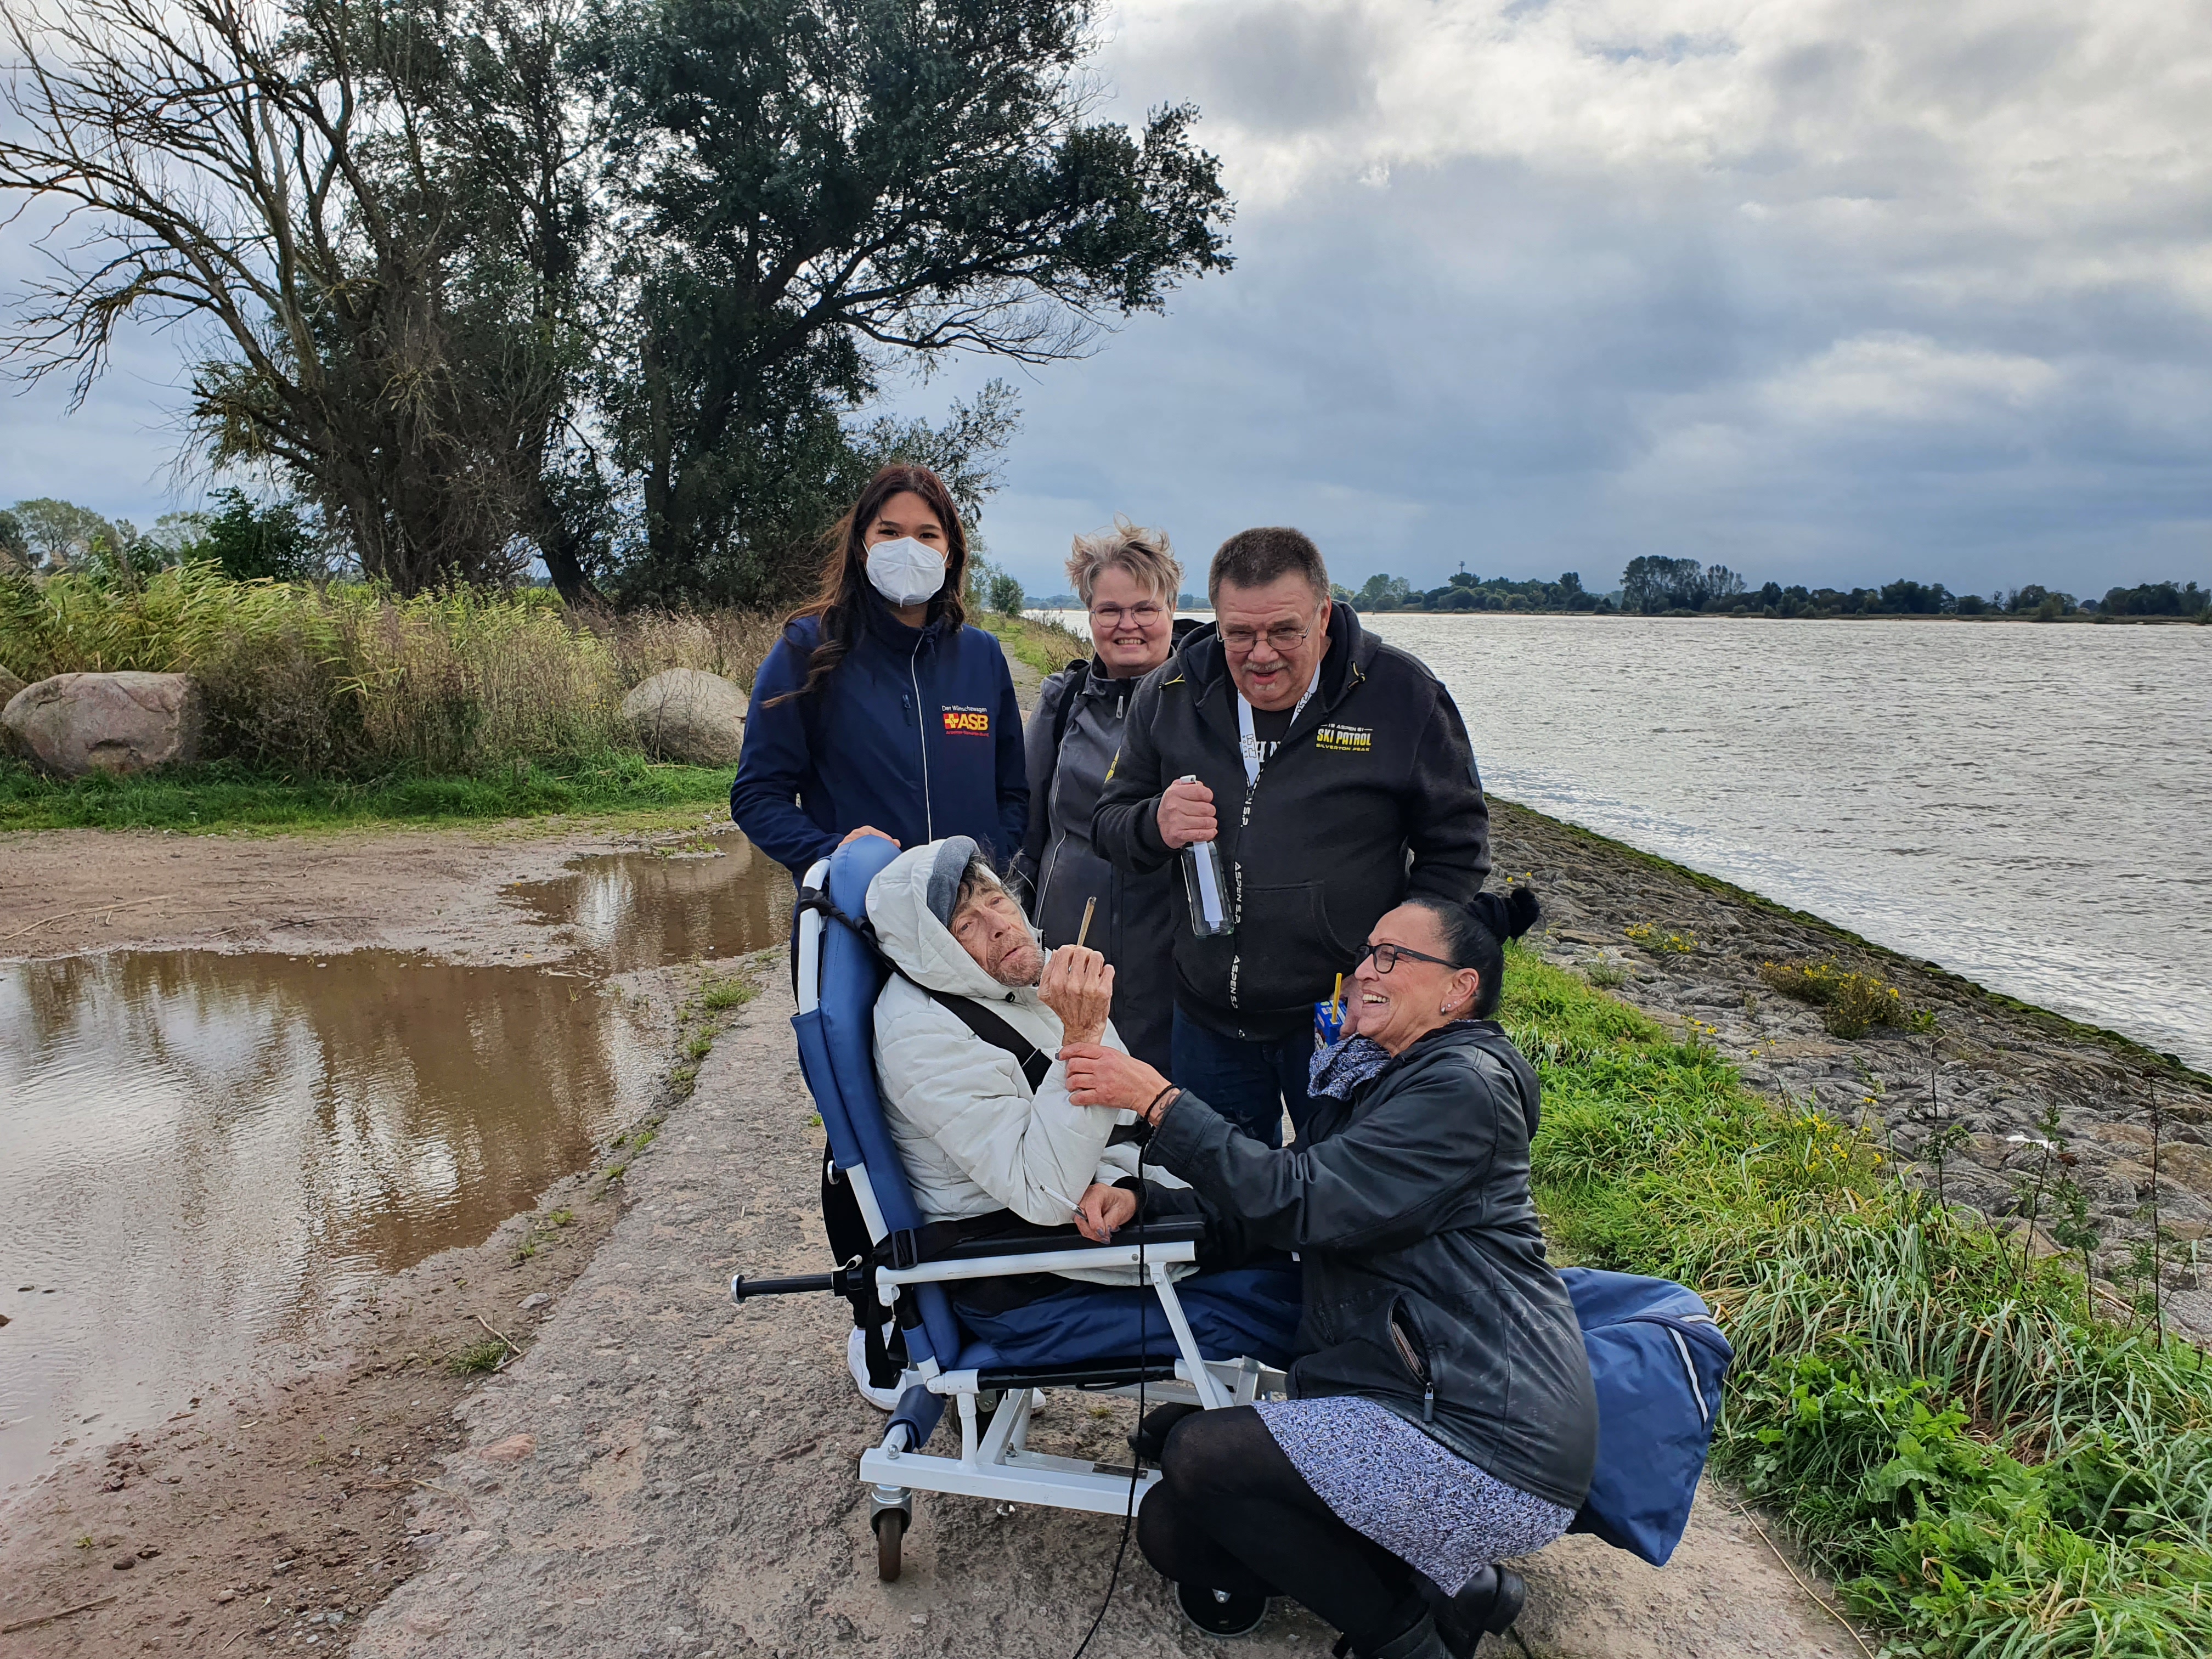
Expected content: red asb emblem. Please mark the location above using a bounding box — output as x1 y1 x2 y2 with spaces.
941 707 991 735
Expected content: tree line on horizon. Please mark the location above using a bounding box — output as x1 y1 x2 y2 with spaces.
0 0 1232 610
1320 556 2208 621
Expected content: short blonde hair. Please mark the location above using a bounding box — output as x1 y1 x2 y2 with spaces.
1066 517 1181 608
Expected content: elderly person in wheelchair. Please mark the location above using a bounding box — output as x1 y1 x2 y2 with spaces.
865 835 1301 1381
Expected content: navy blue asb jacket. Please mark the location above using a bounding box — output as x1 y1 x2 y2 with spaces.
731 603 1028 879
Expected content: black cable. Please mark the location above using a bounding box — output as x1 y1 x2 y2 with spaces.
1068 1125 1149 1659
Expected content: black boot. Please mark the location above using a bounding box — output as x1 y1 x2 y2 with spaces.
1425 1566 1527 1658
1128 1401 1203 1463
1364 1611 1452 1659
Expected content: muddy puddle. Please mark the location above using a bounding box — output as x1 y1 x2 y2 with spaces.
0 832 791 1492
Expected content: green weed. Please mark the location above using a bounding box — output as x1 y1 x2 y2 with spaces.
1624 922 1696 955
699 976 756 1012
446 1340 509 1375
1506 944 2212 1656
1758 958 1929 1038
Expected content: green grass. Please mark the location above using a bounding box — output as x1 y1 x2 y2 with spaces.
0 751 732 832
1504 943 2212 1657
446 1339 510 1375
978 608 1088 679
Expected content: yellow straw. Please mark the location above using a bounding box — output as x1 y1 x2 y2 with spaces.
1331 971 1344 1016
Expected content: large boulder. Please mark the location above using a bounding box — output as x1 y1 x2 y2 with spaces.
0 665 23 758
620 668 747 765
2 671 203 776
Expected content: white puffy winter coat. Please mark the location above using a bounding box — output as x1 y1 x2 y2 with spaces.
866 844 1186 1288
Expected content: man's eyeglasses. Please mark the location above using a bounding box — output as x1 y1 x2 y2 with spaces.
1221 621 1315 656
1355 939 1459 974
1090 602 1167 627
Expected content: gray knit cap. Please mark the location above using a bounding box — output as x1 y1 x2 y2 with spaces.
923 836 983 928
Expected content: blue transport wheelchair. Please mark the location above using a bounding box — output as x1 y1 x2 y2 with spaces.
729 835 1287 1582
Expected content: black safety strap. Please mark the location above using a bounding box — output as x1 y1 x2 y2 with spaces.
924 990 1052 1092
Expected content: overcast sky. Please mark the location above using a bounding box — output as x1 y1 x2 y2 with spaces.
7 0 2211 599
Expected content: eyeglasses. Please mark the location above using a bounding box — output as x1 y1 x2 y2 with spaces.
1355 940 1459 975
1221 620 1316 656
1090 602 1166 627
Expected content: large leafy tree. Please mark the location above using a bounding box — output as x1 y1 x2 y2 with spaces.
577 0 1233 607
0 0 594 592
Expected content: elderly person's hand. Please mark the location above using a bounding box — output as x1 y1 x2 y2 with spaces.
1074 1182 1138 1242
1040 944 1114 1045
1062 1041 1177 1122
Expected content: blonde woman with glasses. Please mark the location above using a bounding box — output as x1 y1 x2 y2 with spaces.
1012 519 1192 1072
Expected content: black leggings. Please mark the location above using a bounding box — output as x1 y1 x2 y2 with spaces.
1136 1406 1427 1654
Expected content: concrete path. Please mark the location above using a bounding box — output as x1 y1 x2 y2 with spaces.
356 977 1866 1659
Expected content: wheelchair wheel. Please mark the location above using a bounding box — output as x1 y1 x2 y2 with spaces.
874 1508 905 1583
1175 1581 1267 1639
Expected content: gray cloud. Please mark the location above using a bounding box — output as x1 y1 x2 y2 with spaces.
9 1 2210 604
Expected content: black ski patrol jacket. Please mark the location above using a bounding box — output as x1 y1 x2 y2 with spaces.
1091 603 1491 1041
1143 1020 1599 1513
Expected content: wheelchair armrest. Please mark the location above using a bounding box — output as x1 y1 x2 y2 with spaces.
920 1216 1207 1263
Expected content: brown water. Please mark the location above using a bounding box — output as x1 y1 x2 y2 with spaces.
0 833 791 1492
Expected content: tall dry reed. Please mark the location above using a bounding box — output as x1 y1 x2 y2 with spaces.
0 564 783 777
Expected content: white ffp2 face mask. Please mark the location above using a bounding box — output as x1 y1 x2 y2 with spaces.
866 537 947 607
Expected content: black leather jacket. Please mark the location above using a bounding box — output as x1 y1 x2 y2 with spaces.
1145 1020 1597 1511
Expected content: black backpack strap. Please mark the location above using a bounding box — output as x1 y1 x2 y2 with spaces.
924 989 1053 1093
1049 658 1090 755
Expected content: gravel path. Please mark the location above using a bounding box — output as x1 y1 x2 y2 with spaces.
353 968 1864 1659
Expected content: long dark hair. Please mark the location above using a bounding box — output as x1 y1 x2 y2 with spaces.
772 465 971 706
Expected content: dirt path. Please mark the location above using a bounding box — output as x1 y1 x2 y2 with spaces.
346 979 1864 1659
9 789 2202 1655
0 808 729 962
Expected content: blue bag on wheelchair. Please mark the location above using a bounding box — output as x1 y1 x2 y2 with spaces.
1560 1267 1732 1567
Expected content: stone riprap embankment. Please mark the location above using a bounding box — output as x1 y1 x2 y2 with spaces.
355 968 1860 1659
1493 800 2212 1335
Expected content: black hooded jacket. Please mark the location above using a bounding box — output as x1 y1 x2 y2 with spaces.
1144 1020 1598 1513
1091 603 1491 1041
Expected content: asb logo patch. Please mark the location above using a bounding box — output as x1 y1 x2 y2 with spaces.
941 706 991 736
1314 723 1373 753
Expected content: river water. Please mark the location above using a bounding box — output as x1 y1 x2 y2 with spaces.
0 835 791 1492
1040 611 2210 1071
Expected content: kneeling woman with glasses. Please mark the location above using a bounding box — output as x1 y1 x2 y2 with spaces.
1062 889 1593 1659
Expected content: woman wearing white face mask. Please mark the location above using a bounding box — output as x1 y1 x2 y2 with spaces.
732 464 1029 881
733 462 1031 1411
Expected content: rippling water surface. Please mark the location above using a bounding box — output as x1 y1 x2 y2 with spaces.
1041 610 2208 1068
1362 616 2211 1069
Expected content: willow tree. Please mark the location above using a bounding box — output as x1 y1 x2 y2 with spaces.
0 0 594 592
577 0 1234 607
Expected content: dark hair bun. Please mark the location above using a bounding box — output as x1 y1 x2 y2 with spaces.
1470 886 1541 943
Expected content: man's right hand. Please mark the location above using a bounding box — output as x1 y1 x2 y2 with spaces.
839 825 900 849
1155 776 1216 849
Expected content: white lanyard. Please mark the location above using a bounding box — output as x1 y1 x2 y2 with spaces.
1237 664 1322 788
